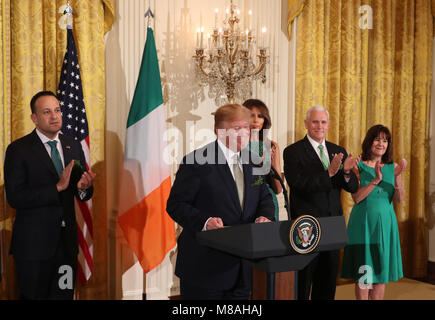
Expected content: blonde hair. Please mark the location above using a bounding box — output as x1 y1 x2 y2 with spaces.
214 104 251 129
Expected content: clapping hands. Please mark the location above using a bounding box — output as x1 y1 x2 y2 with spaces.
395 159 407 177
56 160 96 192
77 170 96 190
343 154 361 172
328 153 360 177
328 153 343 177
374 161 383 184
56 160 75 192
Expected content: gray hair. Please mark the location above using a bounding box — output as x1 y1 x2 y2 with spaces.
305 105 330 121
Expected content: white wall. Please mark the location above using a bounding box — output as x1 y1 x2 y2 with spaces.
105 0 295 299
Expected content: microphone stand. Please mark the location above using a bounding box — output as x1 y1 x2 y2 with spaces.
269 165 291 221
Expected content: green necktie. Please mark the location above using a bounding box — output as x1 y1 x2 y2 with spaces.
47 140 64 177
232 154 244 209
318 144 329 170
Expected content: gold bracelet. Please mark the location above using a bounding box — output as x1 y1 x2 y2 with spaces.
394 185 403 190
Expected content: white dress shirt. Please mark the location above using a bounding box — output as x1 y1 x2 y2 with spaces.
202 139 242 231
36 129 65 168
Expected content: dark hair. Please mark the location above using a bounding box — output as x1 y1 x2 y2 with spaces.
361 125 393 164
242 99 272 141
30 91 58 114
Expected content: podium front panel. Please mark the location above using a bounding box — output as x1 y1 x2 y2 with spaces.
197 216 348 260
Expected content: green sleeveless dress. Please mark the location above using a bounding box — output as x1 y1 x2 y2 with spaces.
247 141 280 221
341 161 403 284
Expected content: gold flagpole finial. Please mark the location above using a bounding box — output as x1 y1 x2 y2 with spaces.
64 1 74 29
64 1 74 15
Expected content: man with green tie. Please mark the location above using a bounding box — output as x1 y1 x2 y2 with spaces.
4 91 95 299
283 105 359 300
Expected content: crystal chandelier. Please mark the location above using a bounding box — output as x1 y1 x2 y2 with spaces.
193 0 269 106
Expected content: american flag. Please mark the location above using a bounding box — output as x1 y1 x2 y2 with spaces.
57 28 93 285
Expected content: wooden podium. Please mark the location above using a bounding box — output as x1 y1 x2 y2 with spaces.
197 216 348 300
252 270 295 300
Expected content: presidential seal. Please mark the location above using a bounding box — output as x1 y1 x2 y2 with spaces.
289 215 321 254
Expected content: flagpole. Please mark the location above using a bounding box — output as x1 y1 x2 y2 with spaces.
64 1 76 300
62 1 80 302
142 5 155 301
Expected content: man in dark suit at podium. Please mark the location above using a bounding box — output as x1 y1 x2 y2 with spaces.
167 104 275 300
283 105 359 300
4 91 95 299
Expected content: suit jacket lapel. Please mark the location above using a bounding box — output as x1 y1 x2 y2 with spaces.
59 134 73 167
29 130 59 179
325 141 338 163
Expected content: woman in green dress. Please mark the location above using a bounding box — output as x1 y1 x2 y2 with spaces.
341 125 407 300
242 99 282 221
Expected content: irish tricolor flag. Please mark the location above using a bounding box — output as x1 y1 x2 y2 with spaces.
118 27 176 273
